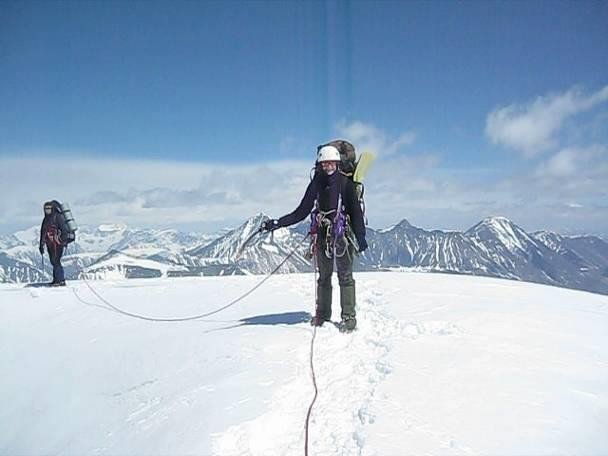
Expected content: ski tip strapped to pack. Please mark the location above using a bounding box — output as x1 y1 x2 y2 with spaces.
348 150 374 204
353 150 376 183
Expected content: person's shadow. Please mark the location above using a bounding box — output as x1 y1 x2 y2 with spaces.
239 311 311 326
25 282 53 288
204 311 311 334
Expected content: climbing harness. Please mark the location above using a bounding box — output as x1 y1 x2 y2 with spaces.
308 191 353 260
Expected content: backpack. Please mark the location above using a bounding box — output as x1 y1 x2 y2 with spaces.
326 139 357 176
51 200 78 244
315 139 366 215
322 139 366 201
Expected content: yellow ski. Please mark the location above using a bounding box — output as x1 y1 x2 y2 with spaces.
353 151 376 183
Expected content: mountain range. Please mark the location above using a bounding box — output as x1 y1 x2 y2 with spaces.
1 215 607 296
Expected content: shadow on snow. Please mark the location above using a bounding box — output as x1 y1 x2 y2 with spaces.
240 311 311 326
204 311 311 334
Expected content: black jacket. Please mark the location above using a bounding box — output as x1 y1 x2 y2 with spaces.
277 172 366 246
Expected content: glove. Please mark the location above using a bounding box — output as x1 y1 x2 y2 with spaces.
357 238 368 253
39 245 44 255
262 219 280 232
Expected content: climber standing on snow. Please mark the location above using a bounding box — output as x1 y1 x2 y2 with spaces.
39 201 69 287
262 142 368 332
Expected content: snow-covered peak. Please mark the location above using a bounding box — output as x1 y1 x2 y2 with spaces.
83 250 188 279
188 213 270 260
379 219 415 233
241 213 269 237
0 234 22 250
51 224 215 255
396 218 413 228
532 231 565 251
466 216 537 253
12 226 40 246
468 216 516 234
186 212 310 274
477 216 517 230
75 226 131 253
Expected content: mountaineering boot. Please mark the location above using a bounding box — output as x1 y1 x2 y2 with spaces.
339 317 357 332
339 284 357 332
311 285 332 326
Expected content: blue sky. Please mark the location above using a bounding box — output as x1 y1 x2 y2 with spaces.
1 0 607 234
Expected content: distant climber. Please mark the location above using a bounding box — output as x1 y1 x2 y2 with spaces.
39 201 71 286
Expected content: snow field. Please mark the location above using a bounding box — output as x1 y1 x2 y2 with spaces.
1 271 608 455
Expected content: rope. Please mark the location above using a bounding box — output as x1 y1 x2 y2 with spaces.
304 325 318 455
77 233 310 323
304 245 319 455
72 286 115 312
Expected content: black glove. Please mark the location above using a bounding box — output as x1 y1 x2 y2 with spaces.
39 245 44 255
262 219 280 232
357 238 368 253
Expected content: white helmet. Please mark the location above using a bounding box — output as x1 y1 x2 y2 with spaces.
317 145 341 162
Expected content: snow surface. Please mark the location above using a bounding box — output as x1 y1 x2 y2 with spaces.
1 272 607 455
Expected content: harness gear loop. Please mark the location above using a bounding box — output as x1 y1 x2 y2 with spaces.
308 194 351 260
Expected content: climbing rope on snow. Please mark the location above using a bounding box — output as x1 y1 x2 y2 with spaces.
304 246 319 455
304 325 318 456
73 233 310 323
73 230 324 456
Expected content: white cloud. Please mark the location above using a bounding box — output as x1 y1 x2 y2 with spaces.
566 202 584 209
485 85 608 157
335 120 416 157
0 156 312 232
535 149 579 178
2 117 607 235
535 145 606 180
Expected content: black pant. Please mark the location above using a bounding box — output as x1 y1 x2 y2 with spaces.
315 230 356 321
317 234 355 287
47 243 65 283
